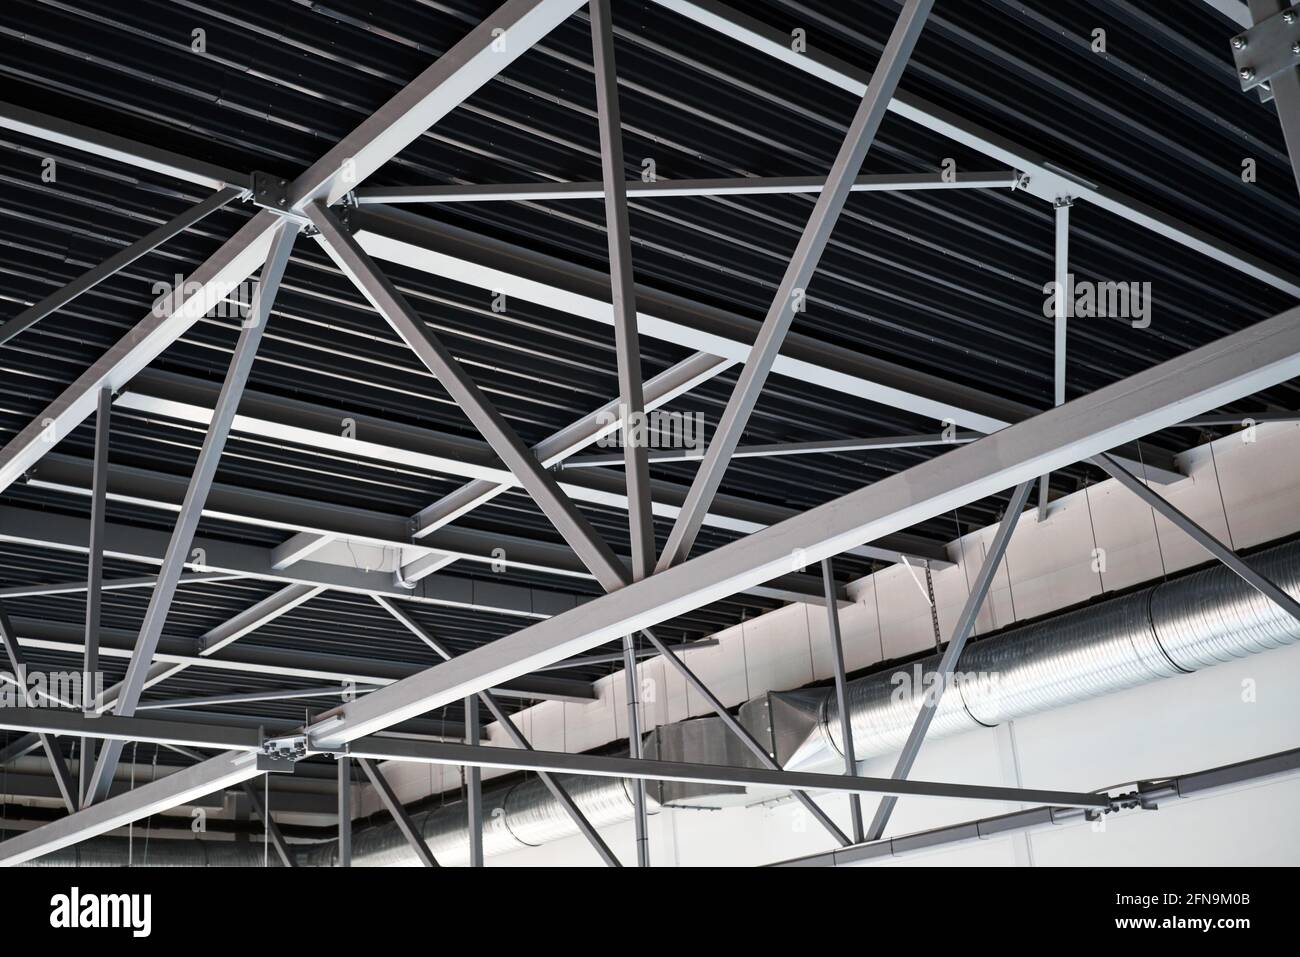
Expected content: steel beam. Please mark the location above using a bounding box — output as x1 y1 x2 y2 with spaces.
777 746 1300 867
0 100 249 190
336 737 1110 810
641 629 850 846
1094 452 1300 622
8 614 595 705
653 0 1300 297
1207 0 1254 26
199 584 324 656
0 492 582 620
0 210 280 497
287 0 587 209
261 352 728 578
0 573 236 600
309 202 629 592
0 711 1107 864
100 583 326 714
357 757 440 866
0 606 78 813
372 595 621 865
821 558 863 843
537 639 716 672
84 221 298 804
0 187 242 348
353 207 1183 487
865 481 1034 842
354 170 1018 204
110 375 950 566
0 0 580 500
137 685 377 712
307 300 1300 751
657 0 934 571
0 750 262 867
562 431 981 467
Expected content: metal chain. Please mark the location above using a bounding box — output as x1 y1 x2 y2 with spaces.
924 561 942 649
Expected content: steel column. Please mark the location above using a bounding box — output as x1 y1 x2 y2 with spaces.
821 559 864 843
656 0 935 570
465 699 484 867
866 481 1034 842
242 780 297 868
83 220 298 804
338 756 352 868
80 386 111 805
357 757 440 867
591 0 654 580
591 0 653 863
1039 199 1070 520
373 595 621 866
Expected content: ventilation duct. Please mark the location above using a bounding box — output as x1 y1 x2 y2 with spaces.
773 537 1300 771
20 538 1300 865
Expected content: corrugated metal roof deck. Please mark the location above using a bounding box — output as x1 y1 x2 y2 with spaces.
0 0 1297 740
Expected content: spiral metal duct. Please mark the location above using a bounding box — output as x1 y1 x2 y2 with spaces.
13 834 285 867
301 772 655 867
784 537 1300 771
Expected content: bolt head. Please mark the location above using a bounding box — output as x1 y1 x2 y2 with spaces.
1241 67 1256 80
1233 36 1247 49
1292 42 1300 55
1285 10 1297 23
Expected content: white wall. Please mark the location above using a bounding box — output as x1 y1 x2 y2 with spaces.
369 422 1300 866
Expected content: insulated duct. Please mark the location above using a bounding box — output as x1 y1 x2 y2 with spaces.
18 538 1300 865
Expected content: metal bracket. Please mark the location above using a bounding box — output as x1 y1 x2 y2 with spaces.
259 733 307 770
250 171 292 211
1231 5 1300 96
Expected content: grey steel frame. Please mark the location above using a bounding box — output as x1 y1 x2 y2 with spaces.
865 482 1034 842
84 220 300 804
0 0 1297 868
656 0 936 571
